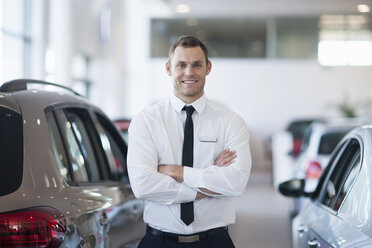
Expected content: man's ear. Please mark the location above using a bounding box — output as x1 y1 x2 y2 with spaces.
206 60 212 76
166 61 172 76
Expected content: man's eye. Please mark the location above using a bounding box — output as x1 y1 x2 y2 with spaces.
193 63 202 68
177 64 186 68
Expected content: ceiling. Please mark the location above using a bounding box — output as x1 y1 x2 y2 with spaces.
153 0 372 17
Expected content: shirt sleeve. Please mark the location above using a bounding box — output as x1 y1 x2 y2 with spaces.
183 113 252 197
127 113 197 205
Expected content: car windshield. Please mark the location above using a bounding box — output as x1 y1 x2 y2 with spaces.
318 131 348 155
287 120 313 139
0 107 23 196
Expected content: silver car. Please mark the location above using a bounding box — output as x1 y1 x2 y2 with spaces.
0 79 144 248
279 125 372 248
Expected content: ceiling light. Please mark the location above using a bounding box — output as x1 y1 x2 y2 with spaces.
357 4 370 13
176 4 190 13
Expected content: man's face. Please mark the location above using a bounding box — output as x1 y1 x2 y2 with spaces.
166 46 212 104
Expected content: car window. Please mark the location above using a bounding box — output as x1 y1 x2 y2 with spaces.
96 113 129 183
318 131 348 155
46 111 72 182
300 126 313 152
287 120 313 139
65 110 102 182
0 107 23 196
54 109 90 182
334 154 360 210
311 140 347 199
320 139 361 211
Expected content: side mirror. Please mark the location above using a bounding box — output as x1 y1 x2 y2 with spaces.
278 179 306 197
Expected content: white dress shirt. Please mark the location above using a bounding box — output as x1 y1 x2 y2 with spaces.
127 94 251 234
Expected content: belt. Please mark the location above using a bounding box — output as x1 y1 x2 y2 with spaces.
146 225 228 243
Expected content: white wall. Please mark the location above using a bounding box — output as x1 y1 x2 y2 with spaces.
122 57 372 171
119 0 372 139
124 58 372 137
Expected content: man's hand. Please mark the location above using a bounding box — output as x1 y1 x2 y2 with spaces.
196 192 209 200
214 149 236 167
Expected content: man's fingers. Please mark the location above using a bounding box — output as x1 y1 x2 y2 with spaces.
220 154 237 166
214 149 237 166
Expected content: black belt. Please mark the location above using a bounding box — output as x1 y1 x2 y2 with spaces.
146 225 228 243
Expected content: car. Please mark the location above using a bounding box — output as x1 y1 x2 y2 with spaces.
114 118 131 143
279 125 372 248
0 79 145 248
272 119 316 187
294 120 357 191
290 120 359 215
286 119 316 157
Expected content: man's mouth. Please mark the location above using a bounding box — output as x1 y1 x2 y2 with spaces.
182 80 198 84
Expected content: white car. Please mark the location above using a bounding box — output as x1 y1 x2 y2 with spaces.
0 79 145 248
294 121 358 191
279 125 372 248
272 119 315 187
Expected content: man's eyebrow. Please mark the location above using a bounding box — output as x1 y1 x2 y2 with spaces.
175 60 203 63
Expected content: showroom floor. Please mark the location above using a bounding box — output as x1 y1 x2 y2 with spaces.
230 172 292 248
122 171 292 248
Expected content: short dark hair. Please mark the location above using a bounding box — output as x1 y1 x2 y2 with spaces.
168 35 209 64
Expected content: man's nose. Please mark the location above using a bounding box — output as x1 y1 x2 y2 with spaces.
185 65 193 75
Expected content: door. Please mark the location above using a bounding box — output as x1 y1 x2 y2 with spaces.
294 138 361 248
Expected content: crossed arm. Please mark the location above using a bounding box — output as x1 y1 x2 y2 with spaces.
158 149 237 199
127 113 251 205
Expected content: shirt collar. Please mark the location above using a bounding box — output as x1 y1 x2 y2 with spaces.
171 94 206 114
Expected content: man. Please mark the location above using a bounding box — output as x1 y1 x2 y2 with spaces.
127 35 251 248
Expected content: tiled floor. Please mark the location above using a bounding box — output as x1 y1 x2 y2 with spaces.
229 173 292 248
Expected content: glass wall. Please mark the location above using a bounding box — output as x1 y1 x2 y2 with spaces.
150 15 372 66
151 18 266 58
318 15 372 66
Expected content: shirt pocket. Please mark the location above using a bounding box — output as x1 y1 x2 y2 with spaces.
196 134 224 167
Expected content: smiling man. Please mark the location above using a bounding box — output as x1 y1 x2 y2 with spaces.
127 35 252 248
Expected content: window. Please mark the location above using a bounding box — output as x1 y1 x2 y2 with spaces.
151 18 266 58
300 127 313 153
46 111 72 182
276 17 318 59
65 110 102 182
0 107 23 196
318 131 348 155
320 139 361 211
150 15 372 65
318 15 372 66
47 107 122 184
0 0 31 82
96 112 129 182
312 140 346 199
54 109 89 182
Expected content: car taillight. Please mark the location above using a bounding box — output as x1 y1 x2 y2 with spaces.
305 161 323 179
0 207 66 247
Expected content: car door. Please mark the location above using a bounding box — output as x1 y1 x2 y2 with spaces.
93 111 145 247
46 105 135 247
295 138 362 248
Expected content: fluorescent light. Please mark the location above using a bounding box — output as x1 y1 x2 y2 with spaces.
357 4 370 13
176 4 190 13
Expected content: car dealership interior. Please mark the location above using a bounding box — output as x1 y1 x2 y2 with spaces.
1 0 372 247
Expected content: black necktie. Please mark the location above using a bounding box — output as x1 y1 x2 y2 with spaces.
181 105 195 225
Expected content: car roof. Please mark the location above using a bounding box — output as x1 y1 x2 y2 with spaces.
0 81 92 112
